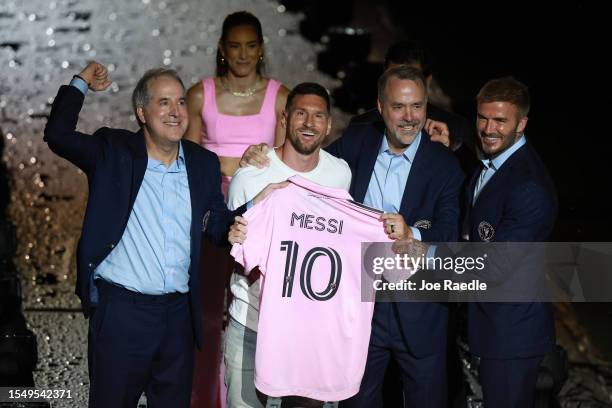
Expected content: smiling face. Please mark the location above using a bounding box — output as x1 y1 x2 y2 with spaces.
136 75 188 148
283 94 331 155
476 101 527 158
377 76 427 153
220 24 263 78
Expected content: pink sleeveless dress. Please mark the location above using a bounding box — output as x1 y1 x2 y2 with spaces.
200 77 281 197
191 77 282 408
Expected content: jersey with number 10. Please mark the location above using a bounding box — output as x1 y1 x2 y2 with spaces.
231 175 391 401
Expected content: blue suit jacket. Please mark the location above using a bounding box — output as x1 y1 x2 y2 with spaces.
466 141 557 358
326 119 465 357
43 85 239 348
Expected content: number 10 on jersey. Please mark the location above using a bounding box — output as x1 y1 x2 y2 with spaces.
280 241 343 301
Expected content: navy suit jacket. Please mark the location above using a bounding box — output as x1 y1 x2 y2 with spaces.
326 119 465 357
465 141 557 358
43 85 239 348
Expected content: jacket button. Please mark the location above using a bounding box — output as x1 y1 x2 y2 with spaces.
109 243 115 249
88 263 94 268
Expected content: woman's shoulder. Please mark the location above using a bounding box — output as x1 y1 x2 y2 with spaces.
187 80 204 100
265 78 289 111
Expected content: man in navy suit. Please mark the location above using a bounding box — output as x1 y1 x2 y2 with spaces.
465 77 557 407
43 61 254 407
403 76 558 407
327 66 464 408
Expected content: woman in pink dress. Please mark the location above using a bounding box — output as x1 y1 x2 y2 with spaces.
183 11 289 408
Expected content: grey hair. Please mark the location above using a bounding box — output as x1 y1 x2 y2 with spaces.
132 67 185 126
377 65 428 103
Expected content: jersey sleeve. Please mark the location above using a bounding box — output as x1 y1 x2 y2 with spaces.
230 197 274 275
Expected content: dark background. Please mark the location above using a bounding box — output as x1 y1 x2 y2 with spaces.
292 0 611 241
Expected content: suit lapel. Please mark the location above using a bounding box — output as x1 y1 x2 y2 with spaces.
398 133 431 217
353 122 385 203
466 163 481 208
182 141 202 251
128 131 148 209
472 143 527 208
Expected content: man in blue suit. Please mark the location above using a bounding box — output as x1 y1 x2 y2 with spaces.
43 61 248 407
399 77 558 407
328 65 464 408
465 77 557 407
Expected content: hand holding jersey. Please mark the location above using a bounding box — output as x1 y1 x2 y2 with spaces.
228 181 290 246
231 176 392 401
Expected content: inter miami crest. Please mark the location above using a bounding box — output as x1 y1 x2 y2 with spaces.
478 221 495 241
413 219 432 229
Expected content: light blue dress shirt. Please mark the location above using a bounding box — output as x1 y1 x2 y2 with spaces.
428 135 528 265
93 145 192 294
70 76 89 95
363 132 422 240
70 79 193 296
473 135 526 202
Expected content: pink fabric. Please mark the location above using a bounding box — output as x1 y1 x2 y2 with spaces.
221 175 232 200
200 77 280 158
231 176 392 401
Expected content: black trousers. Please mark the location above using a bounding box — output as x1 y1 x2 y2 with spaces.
478 355 544 408
342 303 447 408
88 280 194 408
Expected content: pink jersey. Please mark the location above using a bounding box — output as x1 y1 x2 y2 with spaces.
231 176 391 401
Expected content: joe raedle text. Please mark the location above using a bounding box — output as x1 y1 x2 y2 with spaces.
373 279 487 292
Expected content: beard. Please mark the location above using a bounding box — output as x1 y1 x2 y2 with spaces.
288 128 322 155
478 129 519 158
388 119 422 147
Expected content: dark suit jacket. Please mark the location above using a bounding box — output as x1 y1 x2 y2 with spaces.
326 119 464 357
465 141 557 358
43 85 239 348
350 104 479 176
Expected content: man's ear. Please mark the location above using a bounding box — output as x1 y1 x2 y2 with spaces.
281 110 288 129
517 115 528 134
136 106 146 125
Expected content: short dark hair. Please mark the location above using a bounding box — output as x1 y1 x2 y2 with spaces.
132 68 185 127
377 65 427 102
384 40 431 75
216 11 265 77
285 82 331 113
476 76 530 117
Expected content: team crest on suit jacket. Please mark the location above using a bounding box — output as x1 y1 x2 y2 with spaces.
202 210 210 232
414 219 432 229
478 221 495 241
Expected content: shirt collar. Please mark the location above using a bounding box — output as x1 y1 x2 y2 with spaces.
482 135 526 171
380 131 422 163
147 143 185 171
287 175 352 200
